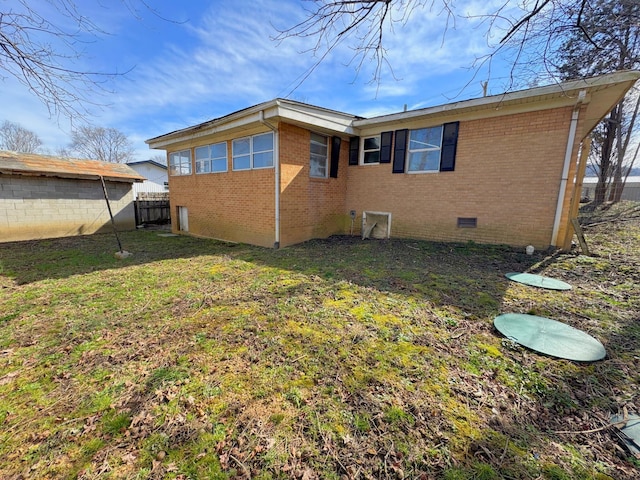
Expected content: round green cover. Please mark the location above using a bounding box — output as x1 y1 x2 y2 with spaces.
505 272 572 290
494 313 606 361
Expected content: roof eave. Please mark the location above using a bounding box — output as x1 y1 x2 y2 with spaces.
353 71 640 129
146 99 359 150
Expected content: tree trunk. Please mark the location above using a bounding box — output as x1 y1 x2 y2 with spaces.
593 106 621 206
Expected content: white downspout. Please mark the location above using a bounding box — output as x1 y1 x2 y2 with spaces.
260 110 280 248
551 89 586 247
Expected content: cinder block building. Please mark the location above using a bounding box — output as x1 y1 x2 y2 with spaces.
0 152 144 242
146 71 640 250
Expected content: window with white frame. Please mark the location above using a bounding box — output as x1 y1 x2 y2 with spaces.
195 142 227 174
406 126 444 172
310 132 328 178
169 149 192 176
232 132 274 170
361 135 380 164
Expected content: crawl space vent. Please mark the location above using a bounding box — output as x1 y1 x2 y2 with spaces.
362 211 391 239
457 217 477 228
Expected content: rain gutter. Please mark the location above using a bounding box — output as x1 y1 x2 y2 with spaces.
551 89 586 247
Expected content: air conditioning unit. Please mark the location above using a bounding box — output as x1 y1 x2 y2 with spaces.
362 211 391 239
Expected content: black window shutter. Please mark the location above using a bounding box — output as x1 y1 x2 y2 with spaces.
440 121 459 172
330 136 341 178
380 131 393 164
348 137 360 166
392 129 408 173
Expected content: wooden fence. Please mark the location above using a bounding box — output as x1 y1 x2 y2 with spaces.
134 192 171 225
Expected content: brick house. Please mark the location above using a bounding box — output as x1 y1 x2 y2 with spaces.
0 151 144 243
146 71 639 250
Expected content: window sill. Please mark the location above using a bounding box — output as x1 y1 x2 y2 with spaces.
309 176 330 183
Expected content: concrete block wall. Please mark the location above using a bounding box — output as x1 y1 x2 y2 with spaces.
345 106 578 249
0 175 136 242
278 123 350 247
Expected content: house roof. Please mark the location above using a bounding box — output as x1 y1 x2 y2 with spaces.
0 151 146 183
354 71 640 140
146 70 640 150
146 98 361 149
127 159 167 170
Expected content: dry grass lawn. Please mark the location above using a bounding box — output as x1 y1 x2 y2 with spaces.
1 205 639 479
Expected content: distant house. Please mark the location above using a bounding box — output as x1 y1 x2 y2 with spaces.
146 71 640 250
126 159 169 200
0 151 144 243
581 176 640 202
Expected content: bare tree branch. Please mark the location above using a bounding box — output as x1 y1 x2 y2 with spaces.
0 1 177 121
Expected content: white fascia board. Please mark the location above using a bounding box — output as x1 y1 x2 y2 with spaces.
146 100 281 149
274 101 357 136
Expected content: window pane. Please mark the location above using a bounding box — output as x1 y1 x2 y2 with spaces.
233 154 250 170
253 132 273 152
310 142 327 156
410 127 442 150
211 142 226 159
407 150 440 172
364 151 380 164
364 136 380 150
212 158 227 172
310 157 326 177
195 146 208 160
233 138 250 155
253 151 273 168
178 150 191 175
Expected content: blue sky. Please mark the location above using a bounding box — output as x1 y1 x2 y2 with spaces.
2 0 523 161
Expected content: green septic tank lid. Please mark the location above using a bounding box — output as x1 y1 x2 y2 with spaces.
505 272 572 291
494 313 606 362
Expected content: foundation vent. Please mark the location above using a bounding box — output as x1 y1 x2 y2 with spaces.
362 211 392 239
457 217 477 228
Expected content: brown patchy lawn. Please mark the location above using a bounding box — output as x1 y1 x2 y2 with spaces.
0 207 639 479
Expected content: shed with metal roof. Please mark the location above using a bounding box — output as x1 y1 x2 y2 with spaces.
0 151 144 243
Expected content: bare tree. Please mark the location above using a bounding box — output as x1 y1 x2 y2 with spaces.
551 0 640 205
274 1 639 92
69 125 135 163
0 120 42 152
0 1 171 119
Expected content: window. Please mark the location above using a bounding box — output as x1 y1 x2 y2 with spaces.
252 132 274 168
232 132 274 170
407 126 443 172
392 122 459 174
310 132 328 178
169 149 191 176
361 135 380 164
195 142 227 174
